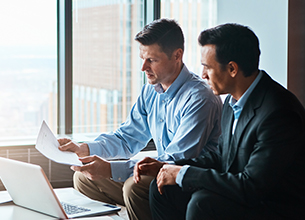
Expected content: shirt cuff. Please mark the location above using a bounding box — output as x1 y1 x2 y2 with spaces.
110 160 136 182
175 165 190 187
86 141 104 156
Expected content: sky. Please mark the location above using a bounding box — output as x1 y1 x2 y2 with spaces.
0 0 57 46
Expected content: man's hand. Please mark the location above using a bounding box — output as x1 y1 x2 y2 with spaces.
71 155 112 181
156 164 182 195
58 138 90 157
133 157 167 183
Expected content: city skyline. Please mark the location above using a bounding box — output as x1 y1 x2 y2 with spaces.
0 0 217 140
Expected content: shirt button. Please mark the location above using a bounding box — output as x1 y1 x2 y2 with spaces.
160 119 164 122
118 177 121 181
162 100 165 103
158 138 161 142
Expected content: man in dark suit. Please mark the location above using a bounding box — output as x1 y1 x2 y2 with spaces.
133 23 305 219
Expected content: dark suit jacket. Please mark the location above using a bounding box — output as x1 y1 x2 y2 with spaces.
175 71 305 218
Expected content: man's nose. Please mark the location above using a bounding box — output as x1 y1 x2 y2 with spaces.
141 60 149 72
201 69 207 79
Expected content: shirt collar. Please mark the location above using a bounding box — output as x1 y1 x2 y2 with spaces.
153 64 190 98
154 83 164 94
229 70 263 110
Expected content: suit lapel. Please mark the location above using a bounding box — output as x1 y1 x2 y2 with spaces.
221 97 234 171
224 71 271 172
225 108 255 171
223 105 234 146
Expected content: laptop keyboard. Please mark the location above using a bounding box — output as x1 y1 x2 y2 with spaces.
61 202 91 215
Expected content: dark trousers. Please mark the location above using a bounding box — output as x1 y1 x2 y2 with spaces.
149 179 283 220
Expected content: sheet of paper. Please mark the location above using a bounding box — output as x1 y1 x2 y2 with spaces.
35 121 82 166
0 191 12 204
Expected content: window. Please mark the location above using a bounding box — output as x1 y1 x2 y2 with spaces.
71 0 217 135
72 0 145 134
0 0 57 140
161 0 217 75
0 0 217 142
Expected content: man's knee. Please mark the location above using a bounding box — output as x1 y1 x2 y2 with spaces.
186 189 244 220
123 176 153 220
122 176 135 199
123 176 152 200
73 172 125 205
149 178 160 201
186 190 213 219
73 171 89 190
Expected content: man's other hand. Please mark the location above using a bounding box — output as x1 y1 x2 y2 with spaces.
71 155 112 181
58 138 90 157
133 157 166 183
156 164 182 195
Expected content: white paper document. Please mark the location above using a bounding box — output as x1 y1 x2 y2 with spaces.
0 191 12 204
35 121 82 166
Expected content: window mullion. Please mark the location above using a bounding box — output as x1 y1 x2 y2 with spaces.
154 0 161 20
57 0 73 135
145 0 160 25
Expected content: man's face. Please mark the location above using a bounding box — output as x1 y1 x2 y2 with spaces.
200 44 231 95
139 43 179 88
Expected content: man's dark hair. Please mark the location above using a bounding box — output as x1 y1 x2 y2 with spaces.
198 23 261 77
135 18 184 59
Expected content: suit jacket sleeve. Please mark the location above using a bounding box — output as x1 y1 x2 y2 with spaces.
175 134 223 171
181 107 305 207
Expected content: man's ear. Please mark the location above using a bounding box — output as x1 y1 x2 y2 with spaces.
227 61 239 78
173 48 183 61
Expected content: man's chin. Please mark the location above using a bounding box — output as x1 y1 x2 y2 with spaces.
211 88 220 96
147 79 157 85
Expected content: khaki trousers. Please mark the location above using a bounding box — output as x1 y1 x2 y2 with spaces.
73 171 154 220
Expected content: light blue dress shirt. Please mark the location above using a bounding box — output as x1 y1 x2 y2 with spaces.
229 71 263 134
175 70 263 187
87 64 222 182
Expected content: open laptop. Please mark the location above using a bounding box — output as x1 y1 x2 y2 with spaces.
0 157 120 219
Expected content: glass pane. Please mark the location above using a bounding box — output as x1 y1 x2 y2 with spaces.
0 0 57 141
161 0 217 75
72 0 145 134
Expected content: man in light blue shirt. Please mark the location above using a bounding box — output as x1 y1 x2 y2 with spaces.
58 18 222 220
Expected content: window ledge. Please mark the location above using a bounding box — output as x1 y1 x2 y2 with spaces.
0 137 36 148
0 133 100 148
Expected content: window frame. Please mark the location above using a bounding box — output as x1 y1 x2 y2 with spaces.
57 0 73 135
57 0 161 135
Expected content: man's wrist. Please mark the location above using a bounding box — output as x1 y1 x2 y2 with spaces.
106 161 112 179
175 165 190 187
79 143 90 157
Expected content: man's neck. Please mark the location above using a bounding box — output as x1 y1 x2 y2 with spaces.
161 62 184 92
231 70 259 100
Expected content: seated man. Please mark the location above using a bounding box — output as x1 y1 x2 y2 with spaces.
58 18 222 220
135 23 305 219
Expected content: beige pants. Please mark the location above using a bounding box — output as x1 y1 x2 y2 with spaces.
73 172 154 220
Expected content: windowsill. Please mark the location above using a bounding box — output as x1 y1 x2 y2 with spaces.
0 136 36 148
0 133 100 148
0 133 156 157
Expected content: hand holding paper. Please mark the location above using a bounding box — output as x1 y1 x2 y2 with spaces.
35 121 83 166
